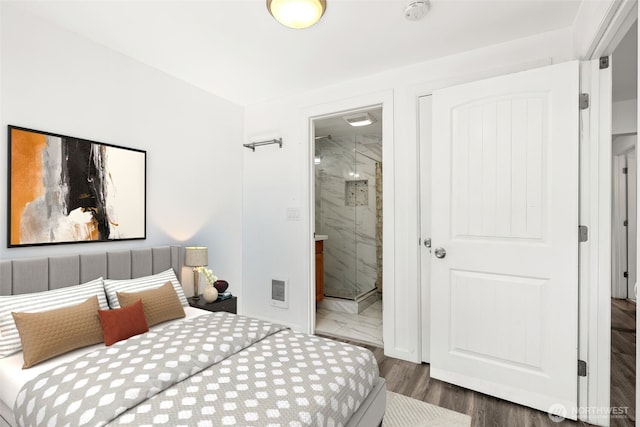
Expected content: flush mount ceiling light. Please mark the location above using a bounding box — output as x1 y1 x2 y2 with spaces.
267 0 327 29
343 112 376 127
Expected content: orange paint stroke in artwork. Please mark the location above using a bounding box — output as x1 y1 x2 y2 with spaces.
84 208 99 241
10 129 46 245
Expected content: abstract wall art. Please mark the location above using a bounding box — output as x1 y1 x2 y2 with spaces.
8 126 146 247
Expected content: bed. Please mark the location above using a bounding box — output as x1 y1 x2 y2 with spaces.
0 246 386 427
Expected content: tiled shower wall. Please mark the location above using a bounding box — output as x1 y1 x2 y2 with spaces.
315 135 381 299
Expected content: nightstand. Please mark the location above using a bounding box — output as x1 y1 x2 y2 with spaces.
188 296 237 314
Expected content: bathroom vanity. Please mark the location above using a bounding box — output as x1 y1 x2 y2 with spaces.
315 235 328 302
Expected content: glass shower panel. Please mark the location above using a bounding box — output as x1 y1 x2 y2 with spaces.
315 130 381 301
316 134 358 300
354 137 379 297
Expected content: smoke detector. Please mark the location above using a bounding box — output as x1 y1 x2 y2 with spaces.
404 0 430 21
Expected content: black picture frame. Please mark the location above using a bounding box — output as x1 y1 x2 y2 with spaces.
8 125 146 247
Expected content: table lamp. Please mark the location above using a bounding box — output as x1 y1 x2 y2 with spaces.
184 246 208 300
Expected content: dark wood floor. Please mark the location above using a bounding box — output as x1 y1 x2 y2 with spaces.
611 298 636 426
321 298 636 427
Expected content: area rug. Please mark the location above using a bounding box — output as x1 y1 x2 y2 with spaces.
383 391 472 427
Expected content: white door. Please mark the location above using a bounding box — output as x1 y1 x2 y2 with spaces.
612 152 628 299
627 148 637 300
612 135 637 300
430 61 579 417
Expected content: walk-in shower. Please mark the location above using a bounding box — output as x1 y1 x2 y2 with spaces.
314 117 382 313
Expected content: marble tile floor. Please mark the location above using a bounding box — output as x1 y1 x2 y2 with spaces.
315 300 383 348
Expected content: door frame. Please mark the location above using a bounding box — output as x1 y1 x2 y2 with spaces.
418 95 432 363
580 2 637 424
303 90 394 348
578 56 612 427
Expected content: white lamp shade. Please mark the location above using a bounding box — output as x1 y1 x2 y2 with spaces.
267 0 326 29
184 246 208 267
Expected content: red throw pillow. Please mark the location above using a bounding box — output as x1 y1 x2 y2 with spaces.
98 299 149 346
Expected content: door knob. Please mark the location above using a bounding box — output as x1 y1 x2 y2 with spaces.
434 247 446 259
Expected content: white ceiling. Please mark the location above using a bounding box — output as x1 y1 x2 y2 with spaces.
9 0 584 106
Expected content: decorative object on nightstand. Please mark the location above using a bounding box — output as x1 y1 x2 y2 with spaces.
195 267 219 303
202 284 218 303
214 280 229 293
184 246 208 301
217 291 233 300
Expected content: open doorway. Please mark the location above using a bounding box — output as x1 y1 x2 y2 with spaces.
610 19 637 425
312 107 384 348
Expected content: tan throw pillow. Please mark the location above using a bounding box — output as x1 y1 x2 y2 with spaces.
117 281 185 327
104 269 188 309
12 296 103 369
0 277 106 358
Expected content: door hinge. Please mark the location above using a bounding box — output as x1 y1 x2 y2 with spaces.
579 93 589 110
599 56 610 69
623 167 628 174
624 219 629 226
624 271 629 278
578 360 587 377
578 225 588 242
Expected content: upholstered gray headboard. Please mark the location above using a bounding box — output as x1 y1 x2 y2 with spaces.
0 246 183 297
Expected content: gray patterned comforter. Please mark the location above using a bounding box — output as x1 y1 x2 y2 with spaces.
14 312 379 427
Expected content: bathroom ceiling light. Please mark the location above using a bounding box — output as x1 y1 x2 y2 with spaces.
267 0 327 29
343 112 376 127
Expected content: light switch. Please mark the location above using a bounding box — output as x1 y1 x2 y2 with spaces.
286 208 300 221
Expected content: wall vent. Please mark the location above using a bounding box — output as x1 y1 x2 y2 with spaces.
271 277 288 308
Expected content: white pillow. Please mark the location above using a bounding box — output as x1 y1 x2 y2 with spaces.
0 277 107 358
103 268 188 309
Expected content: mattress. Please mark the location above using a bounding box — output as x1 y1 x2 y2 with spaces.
2 308 383 426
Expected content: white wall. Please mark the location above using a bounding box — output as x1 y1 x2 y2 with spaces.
0 5 244 300
613 99 638 134
243 27 575 362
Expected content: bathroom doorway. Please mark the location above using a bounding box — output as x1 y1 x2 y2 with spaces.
312 106 383 347
610 19 637 424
